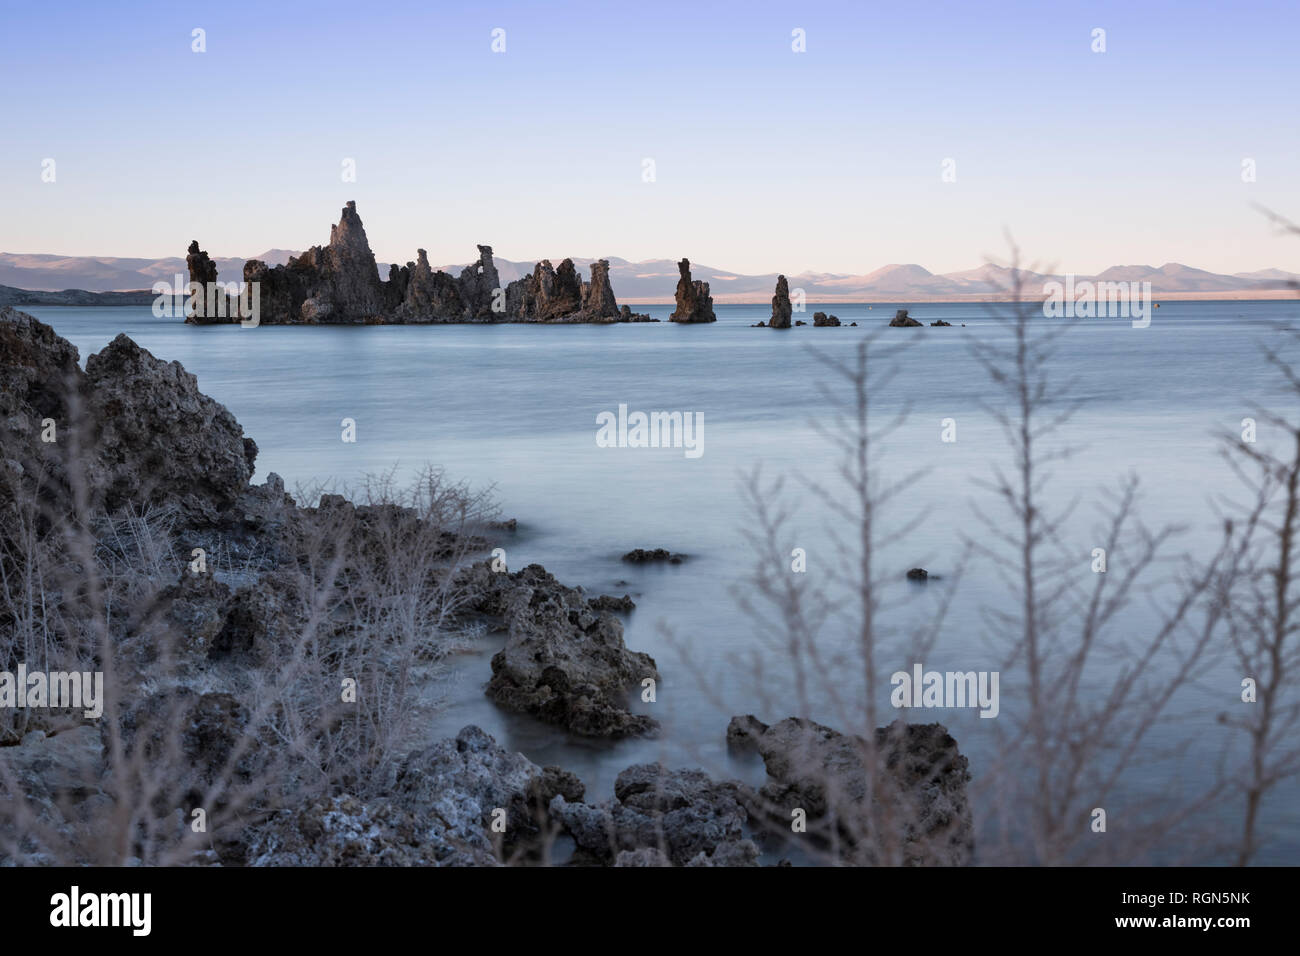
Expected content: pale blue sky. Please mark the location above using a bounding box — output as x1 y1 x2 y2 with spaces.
2 0 1297 274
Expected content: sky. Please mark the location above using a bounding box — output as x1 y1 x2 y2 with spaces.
2 0 1298 276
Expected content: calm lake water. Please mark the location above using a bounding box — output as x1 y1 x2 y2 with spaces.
24 299 1300 864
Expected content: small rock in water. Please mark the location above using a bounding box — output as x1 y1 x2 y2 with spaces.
906 567 929 581
621 548 686 564
590 594 636 612
726 714 769 749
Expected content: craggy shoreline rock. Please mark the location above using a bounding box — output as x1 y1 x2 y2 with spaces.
84 334 255 522
668 258 716 323
458 562 660 737
889 309 923 327
813 311 841 327
246 725 580 866
736 715 974 866
550 763 758 866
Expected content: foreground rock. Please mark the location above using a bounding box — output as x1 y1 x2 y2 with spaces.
0 305 84 540
460 563 660 737
769 276 792 328
668 258 716 323
85 334 256 523
550 763 758 866
734 715 973 865
246 725 581 866
0 310 256 537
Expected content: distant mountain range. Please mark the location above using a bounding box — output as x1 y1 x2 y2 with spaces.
1 250 1296 304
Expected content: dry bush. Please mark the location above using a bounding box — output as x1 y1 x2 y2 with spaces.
0 394 496 864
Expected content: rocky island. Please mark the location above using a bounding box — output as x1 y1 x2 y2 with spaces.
187 202 656 326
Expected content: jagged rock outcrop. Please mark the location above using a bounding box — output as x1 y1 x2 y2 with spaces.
395 249 467 322
243 201 386 324
769 275 792 328
458 245 501 320
889 309 922 327
201 202 653 325
84 333 255 523
735 715 974 866
183 241 239 325
581 259 621 320
0 313 256 534
505 258 583 322
550 763 758 866
458 562 659 736
669 259 716 323
813 311 840 327
186 240 219 289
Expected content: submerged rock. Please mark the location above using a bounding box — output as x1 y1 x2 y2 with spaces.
668 258 716 323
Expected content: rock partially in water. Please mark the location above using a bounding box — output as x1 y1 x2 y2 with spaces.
460 563 660 737
726 714 769 748
740 715 974 865
184 240 238 325
769 275 792 329
889 309 923 327
668 258 716 323
550 763 758 866
813 311 841 327
243 201 387 324
590 593 636 612
621 548 686 564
